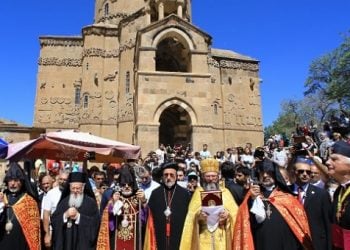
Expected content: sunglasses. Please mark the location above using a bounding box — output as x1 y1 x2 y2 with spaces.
296 169 312 175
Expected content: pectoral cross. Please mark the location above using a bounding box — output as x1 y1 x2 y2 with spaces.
265 203 272 219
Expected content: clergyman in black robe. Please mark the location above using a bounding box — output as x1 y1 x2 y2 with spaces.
234 159 313 250
51 171 100 250
144 162 191 250
0 162 41 250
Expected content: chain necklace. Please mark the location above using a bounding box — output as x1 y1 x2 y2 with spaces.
163 186 176 217
337 185 350 222
4 195 15 234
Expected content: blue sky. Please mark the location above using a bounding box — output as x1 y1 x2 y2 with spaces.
1 0 349 127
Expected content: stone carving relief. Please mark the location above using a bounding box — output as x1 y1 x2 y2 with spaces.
41 97 48 104
119 39 136 53
82 39 135 59
40 82 47 89
38 57 82 67
96 12 128 25
37 111 52 123
64 107 80 124
109 100 117 109
64 98 72 104
207 57 220 68
90 96 102 120
50 97 58 104
118 95 134 122
224 93 252 128
105 91 114 100
220 60 259 71
53 112 65 123
224 107 262 128
37 94 79 124
104 71 118 81
74 79 82 88
226 94 245 110
94 92 102 98
248 79 261 106
82 48 119 58
83 26 120 36
207 57 259 72
40 39 83 47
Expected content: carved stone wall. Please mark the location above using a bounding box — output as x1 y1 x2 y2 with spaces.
32 1 263 153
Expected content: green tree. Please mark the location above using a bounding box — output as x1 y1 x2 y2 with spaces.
265 32 350 142
305 32 350 115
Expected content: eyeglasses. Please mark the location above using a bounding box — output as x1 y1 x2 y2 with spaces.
296 169 312 175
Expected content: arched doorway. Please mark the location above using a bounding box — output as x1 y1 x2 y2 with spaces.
159 104 192 148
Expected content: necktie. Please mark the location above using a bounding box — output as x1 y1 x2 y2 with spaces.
298 186 304 204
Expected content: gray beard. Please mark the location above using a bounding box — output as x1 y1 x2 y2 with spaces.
165 180 176 188
9 187 20 193
68 193 84 208
203 182 219 191
121 190 133 197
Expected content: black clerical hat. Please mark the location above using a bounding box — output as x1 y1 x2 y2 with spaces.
257 158 292 194
59 171 95 202
4 162 39 201
4 162 26 182
69 172 87 183
161 161 178 172
114 164 138 195
332 140 350 158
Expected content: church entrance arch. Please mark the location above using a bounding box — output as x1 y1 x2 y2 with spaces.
158 104 192 148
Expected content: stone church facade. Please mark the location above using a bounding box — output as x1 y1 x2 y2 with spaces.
34 0 263 154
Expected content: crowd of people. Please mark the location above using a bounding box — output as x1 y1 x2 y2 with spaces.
1 126 350 249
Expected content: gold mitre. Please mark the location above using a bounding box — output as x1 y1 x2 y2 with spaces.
200 158 219 173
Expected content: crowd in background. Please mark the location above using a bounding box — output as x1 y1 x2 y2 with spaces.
1 112 350 249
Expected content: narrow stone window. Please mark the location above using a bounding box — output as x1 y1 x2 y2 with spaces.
213 103 218 114
104 3 109 16
126 71 130 93
86 62 89 70
83 94 89 108
228 77 232 85
75 87 81 105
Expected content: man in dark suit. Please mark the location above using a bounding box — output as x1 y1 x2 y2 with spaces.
220 161 245 205
290 156 332 250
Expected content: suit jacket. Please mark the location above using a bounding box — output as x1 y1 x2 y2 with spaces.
224 179 245 205
290 183 332 250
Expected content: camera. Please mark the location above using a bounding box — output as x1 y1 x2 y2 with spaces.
87 151 96 160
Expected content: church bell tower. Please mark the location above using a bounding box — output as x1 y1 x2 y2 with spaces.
94 0 192 26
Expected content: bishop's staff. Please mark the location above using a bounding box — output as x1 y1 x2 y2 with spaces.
133 164 148 250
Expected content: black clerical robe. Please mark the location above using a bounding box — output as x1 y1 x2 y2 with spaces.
250 193 303 250
144 184 190 250
51 195 100 250
331 185 350 249
234 188 313 250
0 192 41 250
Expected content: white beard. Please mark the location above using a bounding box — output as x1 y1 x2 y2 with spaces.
68 193 84 208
